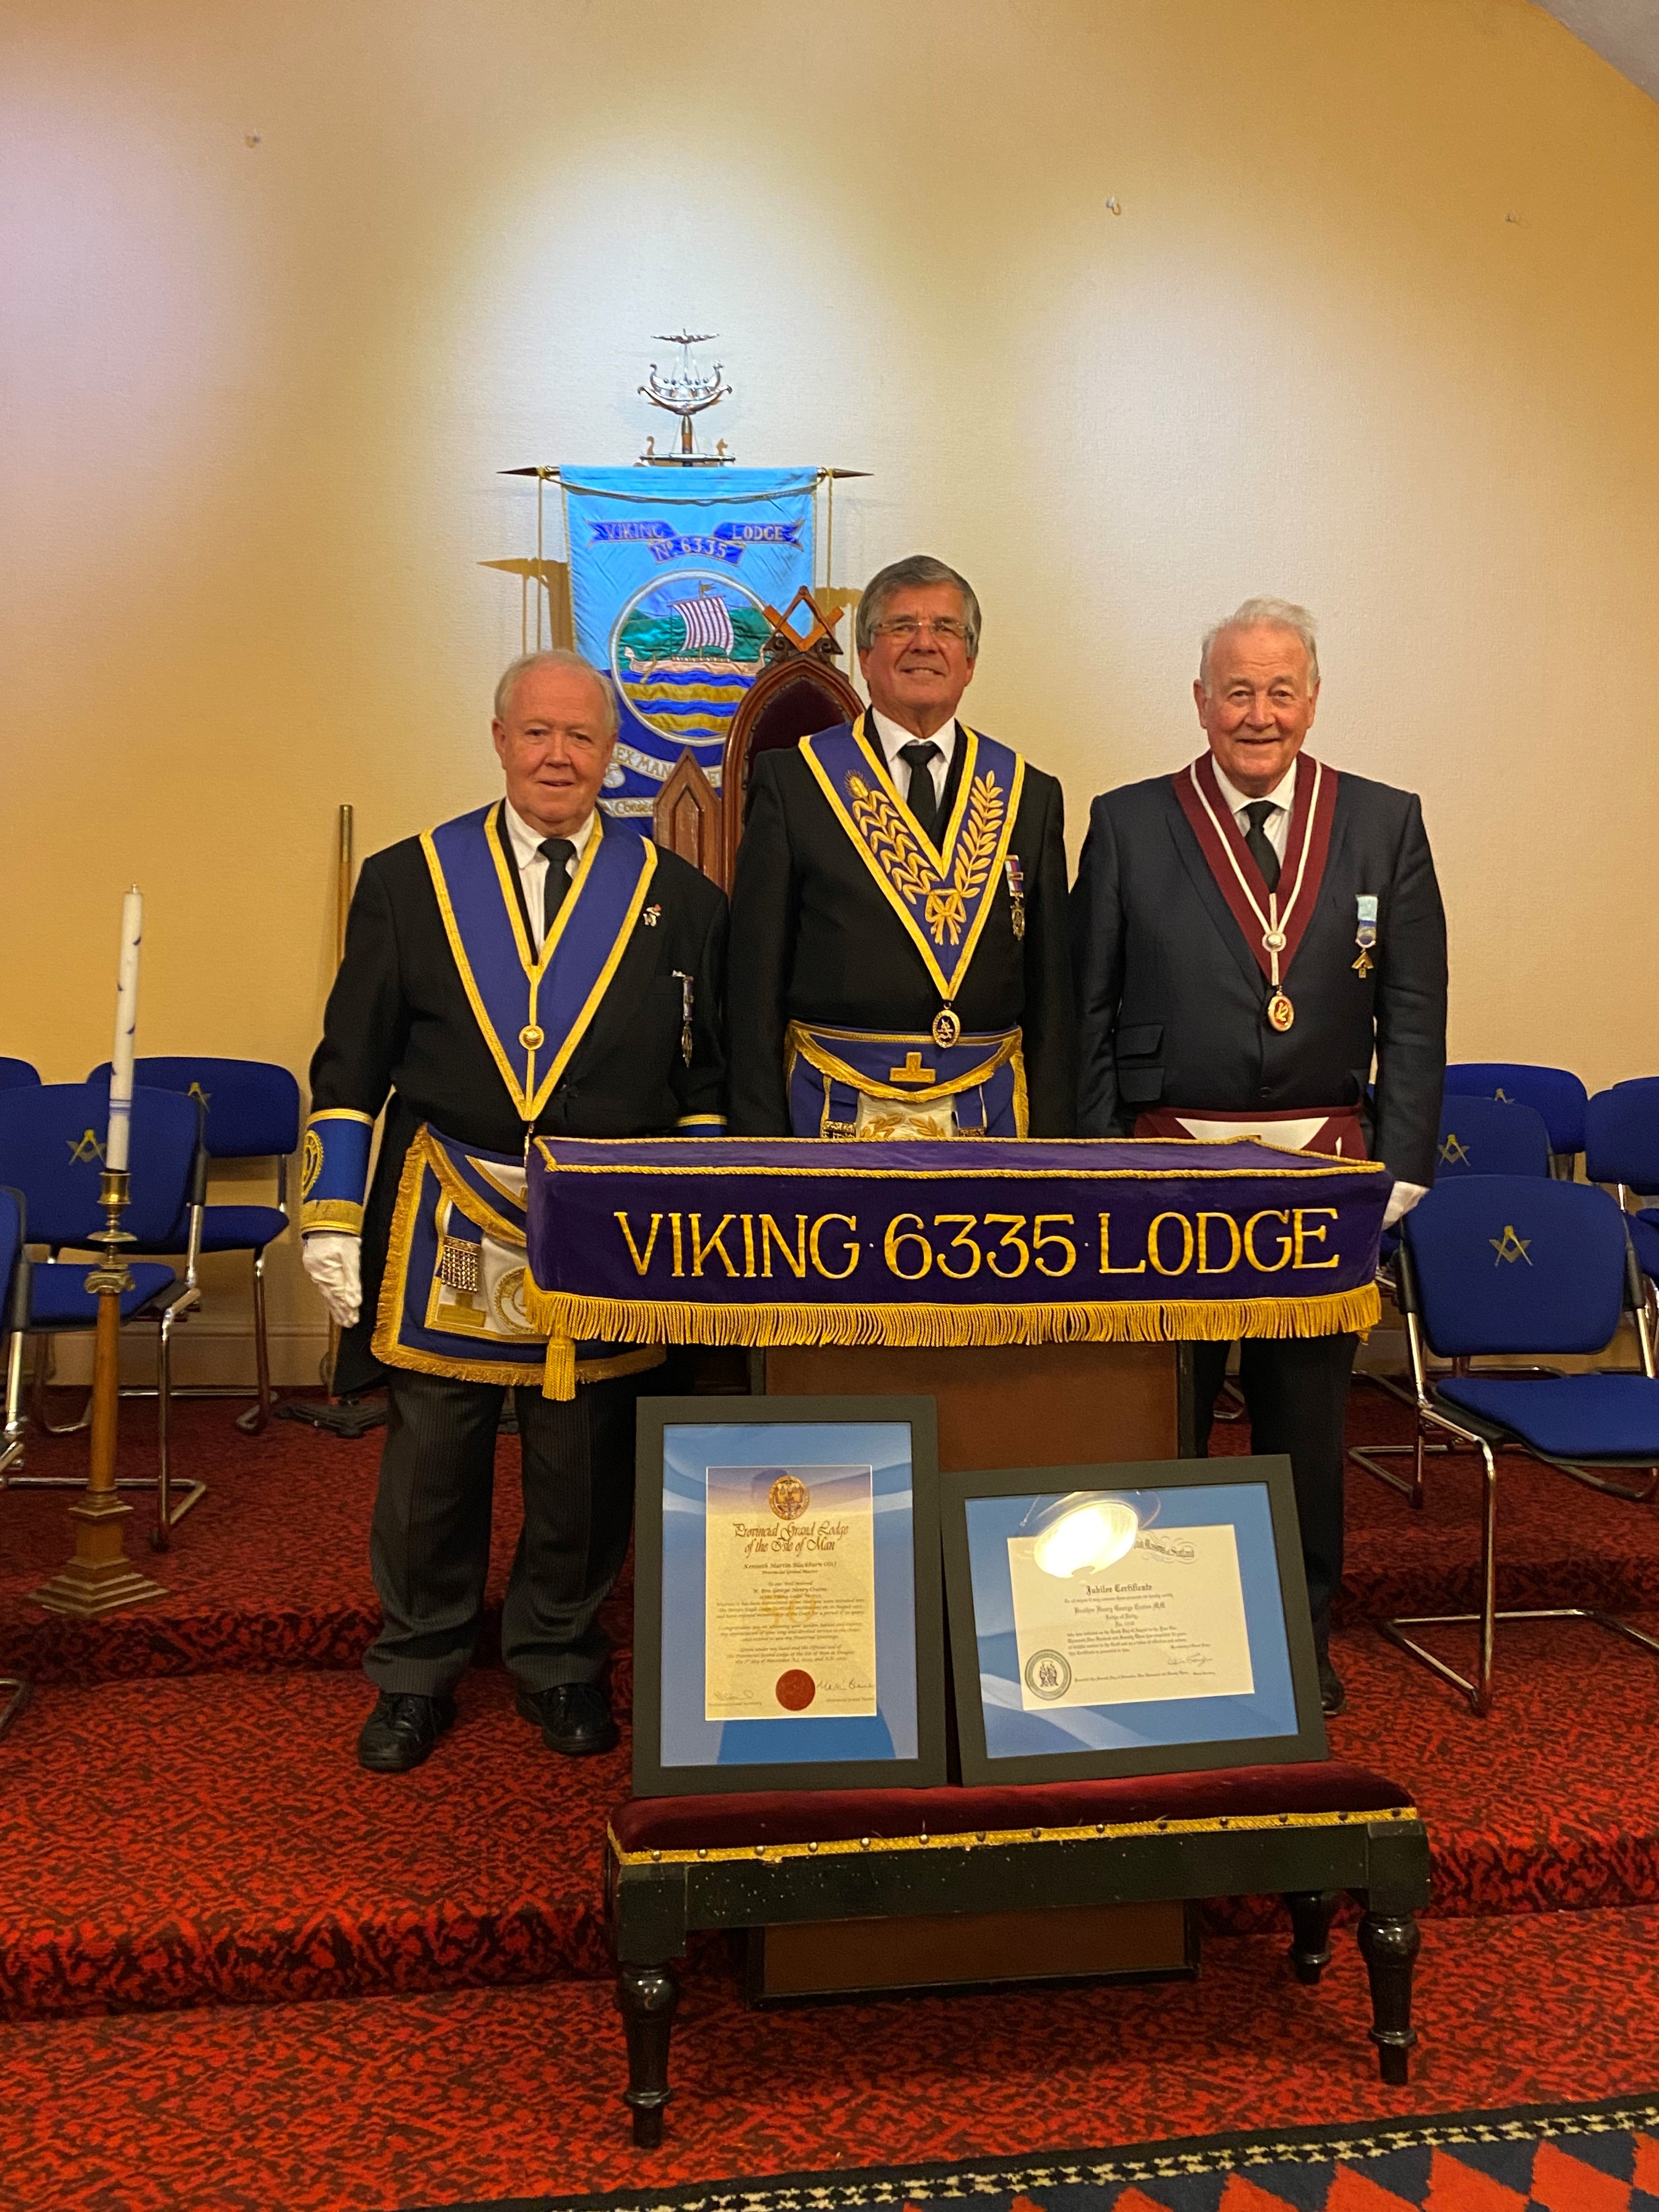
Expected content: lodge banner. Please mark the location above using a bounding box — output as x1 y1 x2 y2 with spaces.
563 466 816 813
524 1136 1389 1398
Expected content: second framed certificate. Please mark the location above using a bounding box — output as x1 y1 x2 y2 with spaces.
939 1458 1328 1785
633 1396 945 1797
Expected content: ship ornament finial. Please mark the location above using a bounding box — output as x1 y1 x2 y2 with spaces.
638 332 733 465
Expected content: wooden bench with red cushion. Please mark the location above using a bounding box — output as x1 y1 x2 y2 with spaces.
606 1760 1429 2146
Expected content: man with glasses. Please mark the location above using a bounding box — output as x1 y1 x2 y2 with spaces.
727 554 1074 1138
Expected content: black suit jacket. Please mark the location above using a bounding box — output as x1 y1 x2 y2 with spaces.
310 815 728 1390
726 724 1076 1135
1069 762 1446 1184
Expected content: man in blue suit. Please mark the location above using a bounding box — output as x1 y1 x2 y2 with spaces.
1070 598 1447 1714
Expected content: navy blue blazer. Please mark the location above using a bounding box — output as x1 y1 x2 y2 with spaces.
1069 761 1447 1186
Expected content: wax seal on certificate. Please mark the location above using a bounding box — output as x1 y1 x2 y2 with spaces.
768 1473 810 1520
775 1669 816 1711
1023 1649 1072 1701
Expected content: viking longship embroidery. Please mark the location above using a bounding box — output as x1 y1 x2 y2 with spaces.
844 769 1005 948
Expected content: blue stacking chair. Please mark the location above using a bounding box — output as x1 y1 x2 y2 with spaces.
88 1057 299 1435
0 1082 206 1545
1358 1097 1555 1493
1379 1173 1659 1714
1585 1079 1659 1314
1443 1063 1588 1180
0 1186 32 1737
0 1060 41 1094
1431 1095 1553 1181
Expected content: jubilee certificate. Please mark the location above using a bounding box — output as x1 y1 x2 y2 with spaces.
1007 1523 1255 1709
703 1463 878 1721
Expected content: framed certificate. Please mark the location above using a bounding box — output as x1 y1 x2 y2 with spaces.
633 1396 946 1797
939 1459 1327 1786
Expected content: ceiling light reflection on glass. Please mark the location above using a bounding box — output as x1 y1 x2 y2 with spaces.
1031 1497 1141 1580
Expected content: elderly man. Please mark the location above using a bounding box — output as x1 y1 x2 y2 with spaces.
727 554 1074 1138
1070 597 1446 1714
302 650 728 1771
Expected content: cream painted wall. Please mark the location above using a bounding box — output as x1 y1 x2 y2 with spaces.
4 0 1657 1374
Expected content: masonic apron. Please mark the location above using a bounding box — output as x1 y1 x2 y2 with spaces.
367 802 662 1386
790 714 1029 1139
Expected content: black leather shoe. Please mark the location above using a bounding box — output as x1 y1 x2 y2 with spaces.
516 1681 619 1757
1318 1654 1347 1718
357 1690 455 1773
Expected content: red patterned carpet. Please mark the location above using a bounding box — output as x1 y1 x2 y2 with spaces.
4 1911 1659 2211
3 1381 1659 2209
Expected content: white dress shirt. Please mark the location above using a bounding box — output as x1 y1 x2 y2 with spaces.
503 800 597 951
1207 758 1425 1224
1212 759 1296 866
872 709 956 812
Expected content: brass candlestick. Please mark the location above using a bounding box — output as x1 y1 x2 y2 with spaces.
32 1168 168 1617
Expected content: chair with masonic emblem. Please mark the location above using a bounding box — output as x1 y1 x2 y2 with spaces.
88 1056 300 1435
1379 1172 1659 1712
0 1081 206 1543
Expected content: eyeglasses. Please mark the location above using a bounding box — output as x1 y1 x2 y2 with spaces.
872 616 970 645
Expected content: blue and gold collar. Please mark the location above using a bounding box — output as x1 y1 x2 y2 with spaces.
421 801 656 1122
799 714 1025 1004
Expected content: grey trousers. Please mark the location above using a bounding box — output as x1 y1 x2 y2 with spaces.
364 1367 640 1698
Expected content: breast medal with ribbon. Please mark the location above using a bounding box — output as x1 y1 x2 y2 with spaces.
1353 894 1378 979
371 801 664 1385
1172 753 1339 1033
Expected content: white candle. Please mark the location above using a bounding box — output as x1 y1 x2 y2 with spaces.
105 888 143 1174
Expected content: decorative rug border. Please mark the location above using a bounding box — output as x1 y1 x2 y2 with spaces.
404 2089 1659 2212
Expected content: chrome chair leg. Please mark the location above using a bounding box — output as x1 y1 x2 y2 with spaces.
1349 1401 1462 1510
153 1309 173 1550
0 1674 30 1741
234 1249 273 1436
30 1335 92 1436
1378 1414 1659 1712
1379 1431 1500 1714
1351 1314 1455 1508
1 1323 26 1477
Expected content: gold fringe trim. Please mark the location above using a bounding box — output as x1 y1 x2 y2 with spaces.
375 1132 663 1393
608 1800 1420 1869
527 1282 1381 1359
420 1130 524 1249
381 1339 551 1387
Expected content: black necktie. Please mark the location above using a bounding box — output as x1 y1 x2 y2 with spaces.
899 740 941 841
539 838 575 940
1242 802 1281 894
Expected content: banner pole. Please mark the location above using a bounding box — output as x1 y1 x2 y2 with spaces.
323 804 354 1387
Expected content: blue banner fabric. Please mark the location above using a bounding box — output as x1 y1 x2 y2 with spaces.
523 1135 1390 1397
562 467 817 812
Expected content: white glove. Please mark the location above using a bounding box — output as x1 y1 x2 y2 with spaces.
303 1232 362 1328
1383 1180 1428 1231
